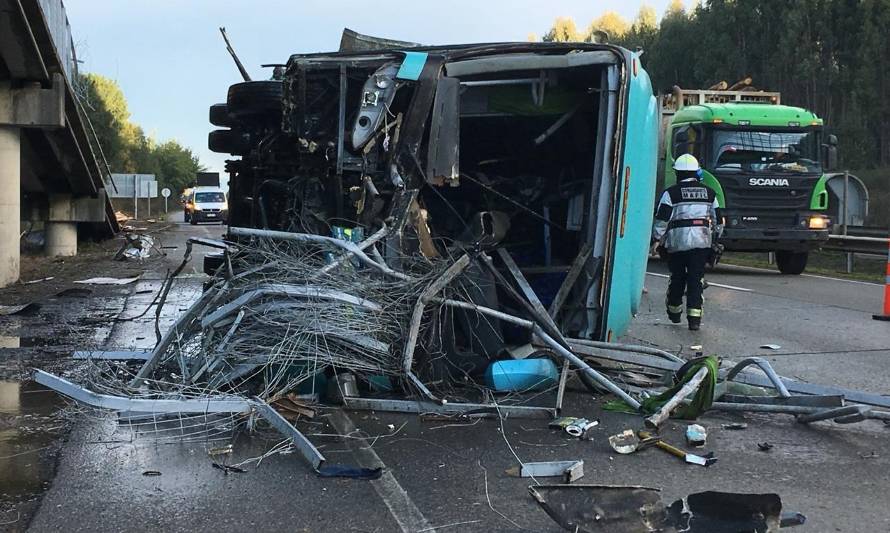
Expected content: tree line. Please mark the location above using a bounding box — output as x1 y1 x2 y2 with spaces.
77 73 204 194
540 0 890 170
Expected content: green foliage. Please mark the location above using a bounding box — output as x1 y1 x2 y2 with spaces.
77 73 204 192
542 17 582 42
586 11 629 42
615 6 659 55
539 1 890 169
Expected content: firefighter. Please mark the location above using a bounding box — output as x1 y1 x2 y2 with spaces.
652 154 723 331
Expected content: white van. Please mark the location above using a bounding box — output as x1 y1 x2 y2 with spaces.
186 187 228 224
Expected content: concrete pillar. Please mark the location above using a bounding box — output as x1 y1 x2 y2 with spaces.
46 193 77 257
0 126 21 288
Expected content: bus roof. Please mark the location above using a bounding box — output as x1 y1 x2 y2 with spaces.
672 102 822 128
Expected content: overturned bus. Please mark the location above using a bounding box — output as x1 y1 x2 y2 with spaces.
207 35 658 357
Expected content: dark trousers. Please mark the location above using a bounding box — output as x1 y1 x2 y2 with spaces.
666 248 710 315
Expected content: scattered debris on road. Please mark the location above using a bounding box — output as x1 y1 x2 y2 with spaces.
24 276 54 284
638 430 717 467
73 276 140 285
114 234 158 261
686 423 707 447
508 460 584 482
611 428 716 467
211 463 246 475
36 230 890 486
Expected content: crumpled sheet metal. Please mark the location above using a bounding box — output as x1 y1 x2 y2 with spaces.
529 484 666 532
529 485 797 532
116 234 155 260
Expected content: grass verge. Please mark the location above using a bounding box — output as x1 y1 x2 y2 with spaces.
721 250 884 283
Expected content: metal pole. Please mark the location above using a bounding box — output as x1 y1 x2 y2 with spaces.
434 298 641 410
534 327 641 410
133 174 138 219
644 366 709 429
842 170 849 236
843 170 851 273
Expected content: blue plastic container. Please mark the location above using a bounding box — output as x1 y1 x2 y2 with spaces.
484 358 559 392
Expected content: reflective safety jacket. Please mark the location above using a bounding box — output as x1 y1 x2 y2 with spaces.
652 178 723 252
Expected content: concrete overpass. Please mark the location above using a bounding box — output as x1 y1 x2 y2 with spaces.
0 0 118 287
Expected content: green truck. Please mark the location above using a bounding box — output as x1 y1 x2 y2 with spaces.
661 87 838 274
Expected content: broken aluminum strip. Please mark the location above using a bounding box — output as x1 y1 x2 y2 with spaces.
251 398 325 470
72 350 152 360
342 397 556 419
34 370 251 414
201 284 382 328
520 460 584 482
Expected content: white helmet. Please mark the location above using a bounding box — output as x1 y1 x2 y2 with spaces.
673 153 701 172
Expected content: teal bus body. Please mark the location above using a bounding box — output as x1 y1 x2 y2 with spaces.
603 52 658 340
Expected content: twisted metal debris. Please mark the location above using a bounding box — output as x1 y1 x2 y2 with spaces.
36 225 890 479
96 230 456 403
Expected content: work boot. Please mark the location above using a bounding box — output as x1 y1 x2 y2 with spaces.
687 316 701 331
666 303 683 324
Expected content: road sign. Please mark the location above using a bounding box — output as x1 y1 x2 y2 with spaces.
161 187 171 213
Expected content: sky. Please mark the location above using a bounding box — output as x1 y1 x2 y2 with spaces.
65 0 673 174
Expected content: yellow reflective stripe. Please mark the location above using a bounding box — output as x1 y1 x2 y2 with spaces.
687 308 703 317
667 304 683 314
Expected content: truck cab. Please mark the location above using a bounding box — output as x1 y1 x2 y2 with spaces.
663 99 833 274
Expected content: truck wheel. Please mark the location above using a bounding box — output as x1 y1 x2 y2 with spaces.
208 129 251 155
226 81 283 121
776 251 808 275
209 103 235 127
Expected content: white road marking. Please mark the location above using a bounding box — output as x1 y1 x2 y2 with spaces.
327 410 432 533
646 272 753 292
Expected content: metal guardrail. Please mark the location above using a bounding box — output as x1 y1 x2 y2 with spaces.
36 0 77 82
824 228 889 255
839 226 890 238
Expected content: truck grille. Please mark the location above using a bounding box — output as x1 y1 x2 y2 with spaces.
717 174 817 211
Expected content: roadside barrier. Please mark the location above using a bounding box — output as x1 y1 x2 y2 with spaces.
874 238 890 321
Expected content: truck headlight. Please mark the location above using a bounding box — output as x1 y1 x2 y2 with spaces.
807 216 828 229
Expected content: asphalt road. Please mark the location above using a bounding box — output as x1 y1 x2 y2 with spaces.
25 225 890 532
639 261 889 396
